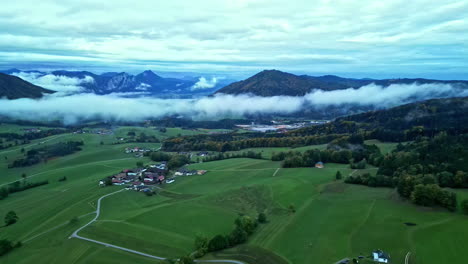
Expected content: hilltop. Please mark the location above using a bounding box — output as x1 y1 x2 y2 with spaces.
0 73 54 99
216 69 468 97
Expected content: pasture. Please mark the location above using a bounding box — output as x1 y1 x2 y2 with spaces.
0 125 467 264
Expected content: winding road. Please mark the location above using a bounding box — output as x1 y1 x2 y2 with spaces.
405 252 411 264
69 189 245 264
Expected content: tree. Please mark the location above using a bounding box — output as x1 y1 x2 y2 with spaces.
234 215 257 235
228 225 248 245
0 188 8 200
5 211 18 226
461 199 468 215
207 235 228 252
69 216 79 225
21 173 27 180
194 234 208 251
288 204 296 213
104 177 112 186
100 141 104 145
0 239 14 256
411 184 438 206
136 161 144 168
257 212 267 223
335 170 342 180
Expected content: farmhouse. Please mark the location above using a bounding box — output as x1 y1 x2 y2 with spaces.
175 168 197 176
197 151 209 157
315 161 324 168
372 250 390 263
125 147 151 154
149 162 167 170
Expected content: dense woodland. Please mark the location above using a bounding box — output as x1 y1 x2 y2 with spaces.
159 97 468 212
346 133 467 211
163 132 347 152
8 141 83 168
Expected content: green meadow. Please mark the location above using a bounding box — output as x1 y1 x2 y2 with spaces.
0 126 467 264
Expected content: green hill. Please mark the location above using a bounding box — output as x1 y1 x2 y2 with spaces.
0 73 54 99
215 69 468 97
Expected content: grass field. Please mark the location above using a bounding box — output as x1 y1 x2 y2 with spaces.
0 125 467 264
364 139 399 154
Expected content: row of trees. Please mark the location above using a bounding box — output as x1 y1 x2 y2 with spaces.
0 239 21 257
0 211 20 257
193 214 267 258
126 132 160 143
0 180 49 200
8 141 84 168
163 133 348 152
200 151 262 162
272 145 378 168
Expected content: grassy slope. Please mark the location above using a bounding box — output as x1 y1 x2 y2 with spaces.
0 126 467 264
0 126 204 264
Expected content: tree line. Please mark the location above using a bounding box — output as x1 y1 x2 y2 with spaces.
344 133 468 211
0 180 49 200
271 135 380 168
193 213 267 258
8 141 84 168
163 132 349 152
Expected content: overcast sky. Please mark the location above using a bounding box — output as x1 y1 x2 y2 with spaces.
1 0 467 79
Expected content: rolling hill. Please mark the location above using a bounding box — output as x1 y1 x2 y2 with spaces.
216 69 468 96
0 73 54 99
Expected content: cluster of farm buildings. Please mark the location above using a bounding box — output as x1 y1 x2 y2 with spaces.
99 162 207 193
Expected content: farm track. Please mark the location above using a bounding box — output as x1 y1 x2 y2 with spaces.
405 252 411 264
69 189 247 264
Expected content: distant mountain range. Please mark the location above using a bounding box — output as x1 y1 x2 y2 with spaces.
0 73 54 99
216 69 468 96
1 68 232 97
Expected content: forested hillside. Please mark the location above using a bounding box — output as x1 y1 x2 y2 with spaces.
0 73 54 99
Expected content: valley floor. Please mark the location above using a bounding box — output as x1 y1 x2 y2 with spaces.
0 127 467 264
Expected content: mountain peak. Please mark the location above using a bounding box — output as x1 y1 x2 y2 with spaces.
139 70 161 78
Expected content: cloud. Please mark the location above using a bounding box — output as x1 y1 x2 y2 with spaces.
304 82 468 107
12 72 94 95
191 77 219 90
0 82 466 124
0 1 467 78
135 82 151 91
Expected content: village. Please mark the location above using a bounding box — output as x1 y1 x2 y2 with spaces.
235 120 329 133
99 161 207 194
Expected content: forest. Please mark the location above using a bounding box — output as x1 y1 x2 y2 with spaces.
346 133 468 211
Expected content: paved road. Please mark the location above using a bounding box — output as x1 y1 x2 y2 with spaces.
405 252 411 264
70 189 245 264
